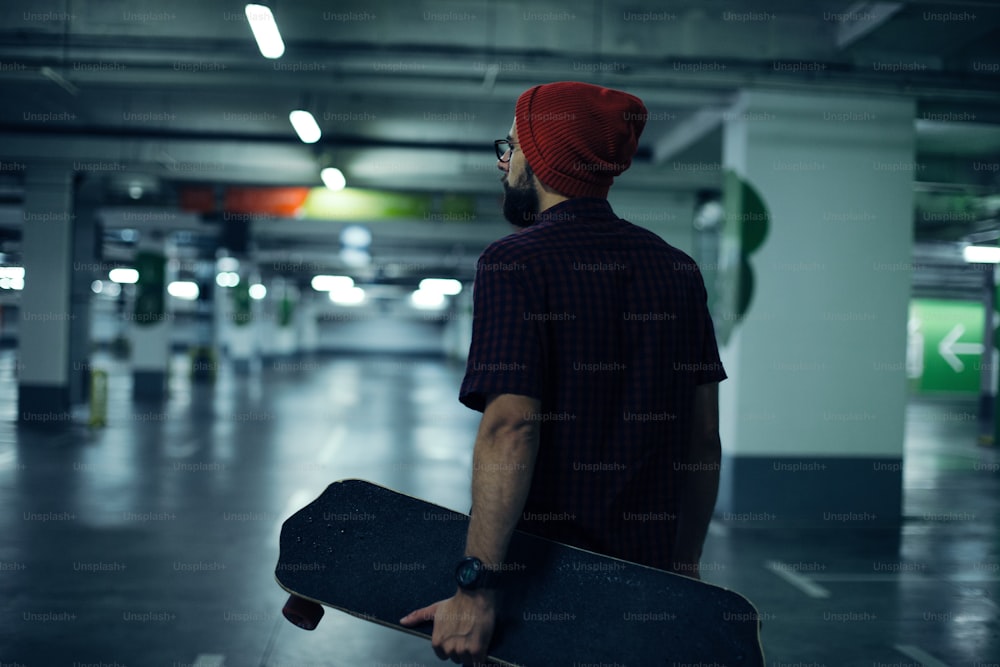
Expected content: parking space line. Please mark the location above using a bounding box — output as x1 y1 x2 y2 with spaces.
193 655 226 667
809 573 1000 583
317 424 346 467
765 560 831 598
894 644 949 667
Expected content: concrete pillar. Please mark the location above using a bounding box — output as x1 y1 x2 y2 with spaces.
295 290 320 356
131 233 170 400
190 257 218 382
227 264 256 374
18 163 75 424
274 279 298 358
69 175 102 406
715 90 915 525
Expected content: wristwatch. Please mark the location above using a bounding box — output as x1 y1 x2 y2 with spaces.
454 556 498 591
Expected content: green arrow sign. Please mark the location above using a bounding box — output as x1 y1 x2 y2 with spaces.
909 298 984 394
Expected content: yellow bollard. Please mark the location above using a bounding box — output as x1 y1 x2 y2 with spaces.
89 369 108 427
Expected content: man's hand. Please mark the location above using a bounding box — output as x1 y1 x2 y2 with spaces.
400 590 497 664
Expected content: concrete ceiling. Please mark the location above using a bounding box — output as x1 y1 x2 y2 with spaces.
0 0 998 290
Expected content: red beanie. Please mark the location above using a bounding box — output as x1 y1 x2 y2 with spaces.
515 82 647 199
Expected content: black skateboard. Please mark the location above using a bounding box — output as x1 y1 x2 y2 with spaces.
275 479 765 666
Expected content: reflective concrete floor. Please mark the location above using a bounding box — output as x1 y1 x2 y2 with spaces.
0 350 997 666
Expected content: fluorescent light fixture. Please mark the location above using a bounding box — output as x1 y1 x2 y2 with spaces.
109 268 139 284
216 271 240 288
217 256 240 272
248 283 267 300
167 281 200 300
963 245 1000 264
0 266 24 290
91 280 103 294
329 286 365 305
340 224 371 248
419 278 462 296
321 167 346 191
289 110 321 144
0 266 24 279
311 275 353 292
339 247 371 268
245 4 285 58
410 288 446 310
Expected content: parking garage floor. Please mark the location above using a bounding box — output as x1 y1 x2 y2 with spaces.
0 349 997 667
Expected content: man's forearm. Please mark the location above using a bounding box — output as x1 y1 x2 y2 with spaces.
464 395 540 567
673 433 721 566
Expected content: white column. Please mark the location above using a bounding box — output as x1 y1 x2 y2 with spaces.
19 163 74 424
716 90 915 525
227 266 256 373
296 291 320 355
272 280 298 358
130 233 170 400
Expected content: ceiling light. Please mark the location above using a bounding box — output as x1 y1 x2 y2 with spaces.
289 110 321 144
339 247 371 268
340 224 371 248
109 268 139 284
167 281 200 300
419 278 462 296
321 167 346 191
217 256 240 272
410 289 446 310
963 245 1000 264
329 286 365 305
311 275 353 292
245 4 285 59
216 272 240 287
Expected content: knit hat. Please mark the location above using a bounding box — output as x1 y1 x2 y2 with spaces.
515 82 647 199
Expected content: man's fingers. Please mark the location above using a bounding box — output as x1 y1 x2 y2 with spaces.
399 600 441 626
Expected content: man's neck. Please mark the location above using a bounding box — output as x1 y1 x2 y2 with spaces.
536 187 569 214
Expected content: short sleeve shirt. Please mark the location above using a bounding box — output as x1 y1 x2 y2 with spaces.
460 198 726 570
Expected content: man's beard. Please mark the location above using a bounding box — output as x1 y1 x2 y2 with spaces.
502 165 540 228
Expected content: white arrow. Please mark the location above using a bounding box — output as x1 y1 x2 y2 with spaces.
938 323 984 373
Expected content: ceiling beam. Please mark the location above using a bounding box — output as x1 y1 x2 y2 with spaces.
651 108 724 165
834 2 905 50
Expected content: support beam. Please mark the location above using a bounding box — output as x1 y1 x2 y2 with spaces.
835 2 904 51
651 108 725 165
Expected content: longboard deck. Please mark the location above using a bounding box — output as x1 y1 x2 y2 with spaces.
276 479 765 666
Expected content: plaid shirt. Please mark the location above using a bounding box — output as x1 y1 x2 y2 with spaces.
460 198 726 571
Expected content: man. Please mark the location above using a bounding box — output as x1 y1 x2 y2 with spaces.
401 81 725 664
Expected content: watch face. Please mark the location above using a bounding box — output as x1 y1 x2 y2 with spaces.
456 557 482 588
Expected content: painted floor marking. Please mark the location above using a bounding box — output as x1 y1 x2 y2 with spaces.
894 644 949 667
765 560 831 598
192 655 225 667
316 424 346 467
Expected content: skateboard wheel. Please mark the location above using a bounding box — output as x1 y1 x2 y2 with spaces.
282 594 324 630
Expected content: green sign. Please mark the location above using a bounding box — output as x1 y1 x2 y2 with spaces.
709 170 770 345
231 280 252 327
909 298 984 394
134 251 165 326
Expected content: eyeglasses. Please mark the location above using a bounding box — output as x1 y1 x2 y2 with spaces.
494 139 518 162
